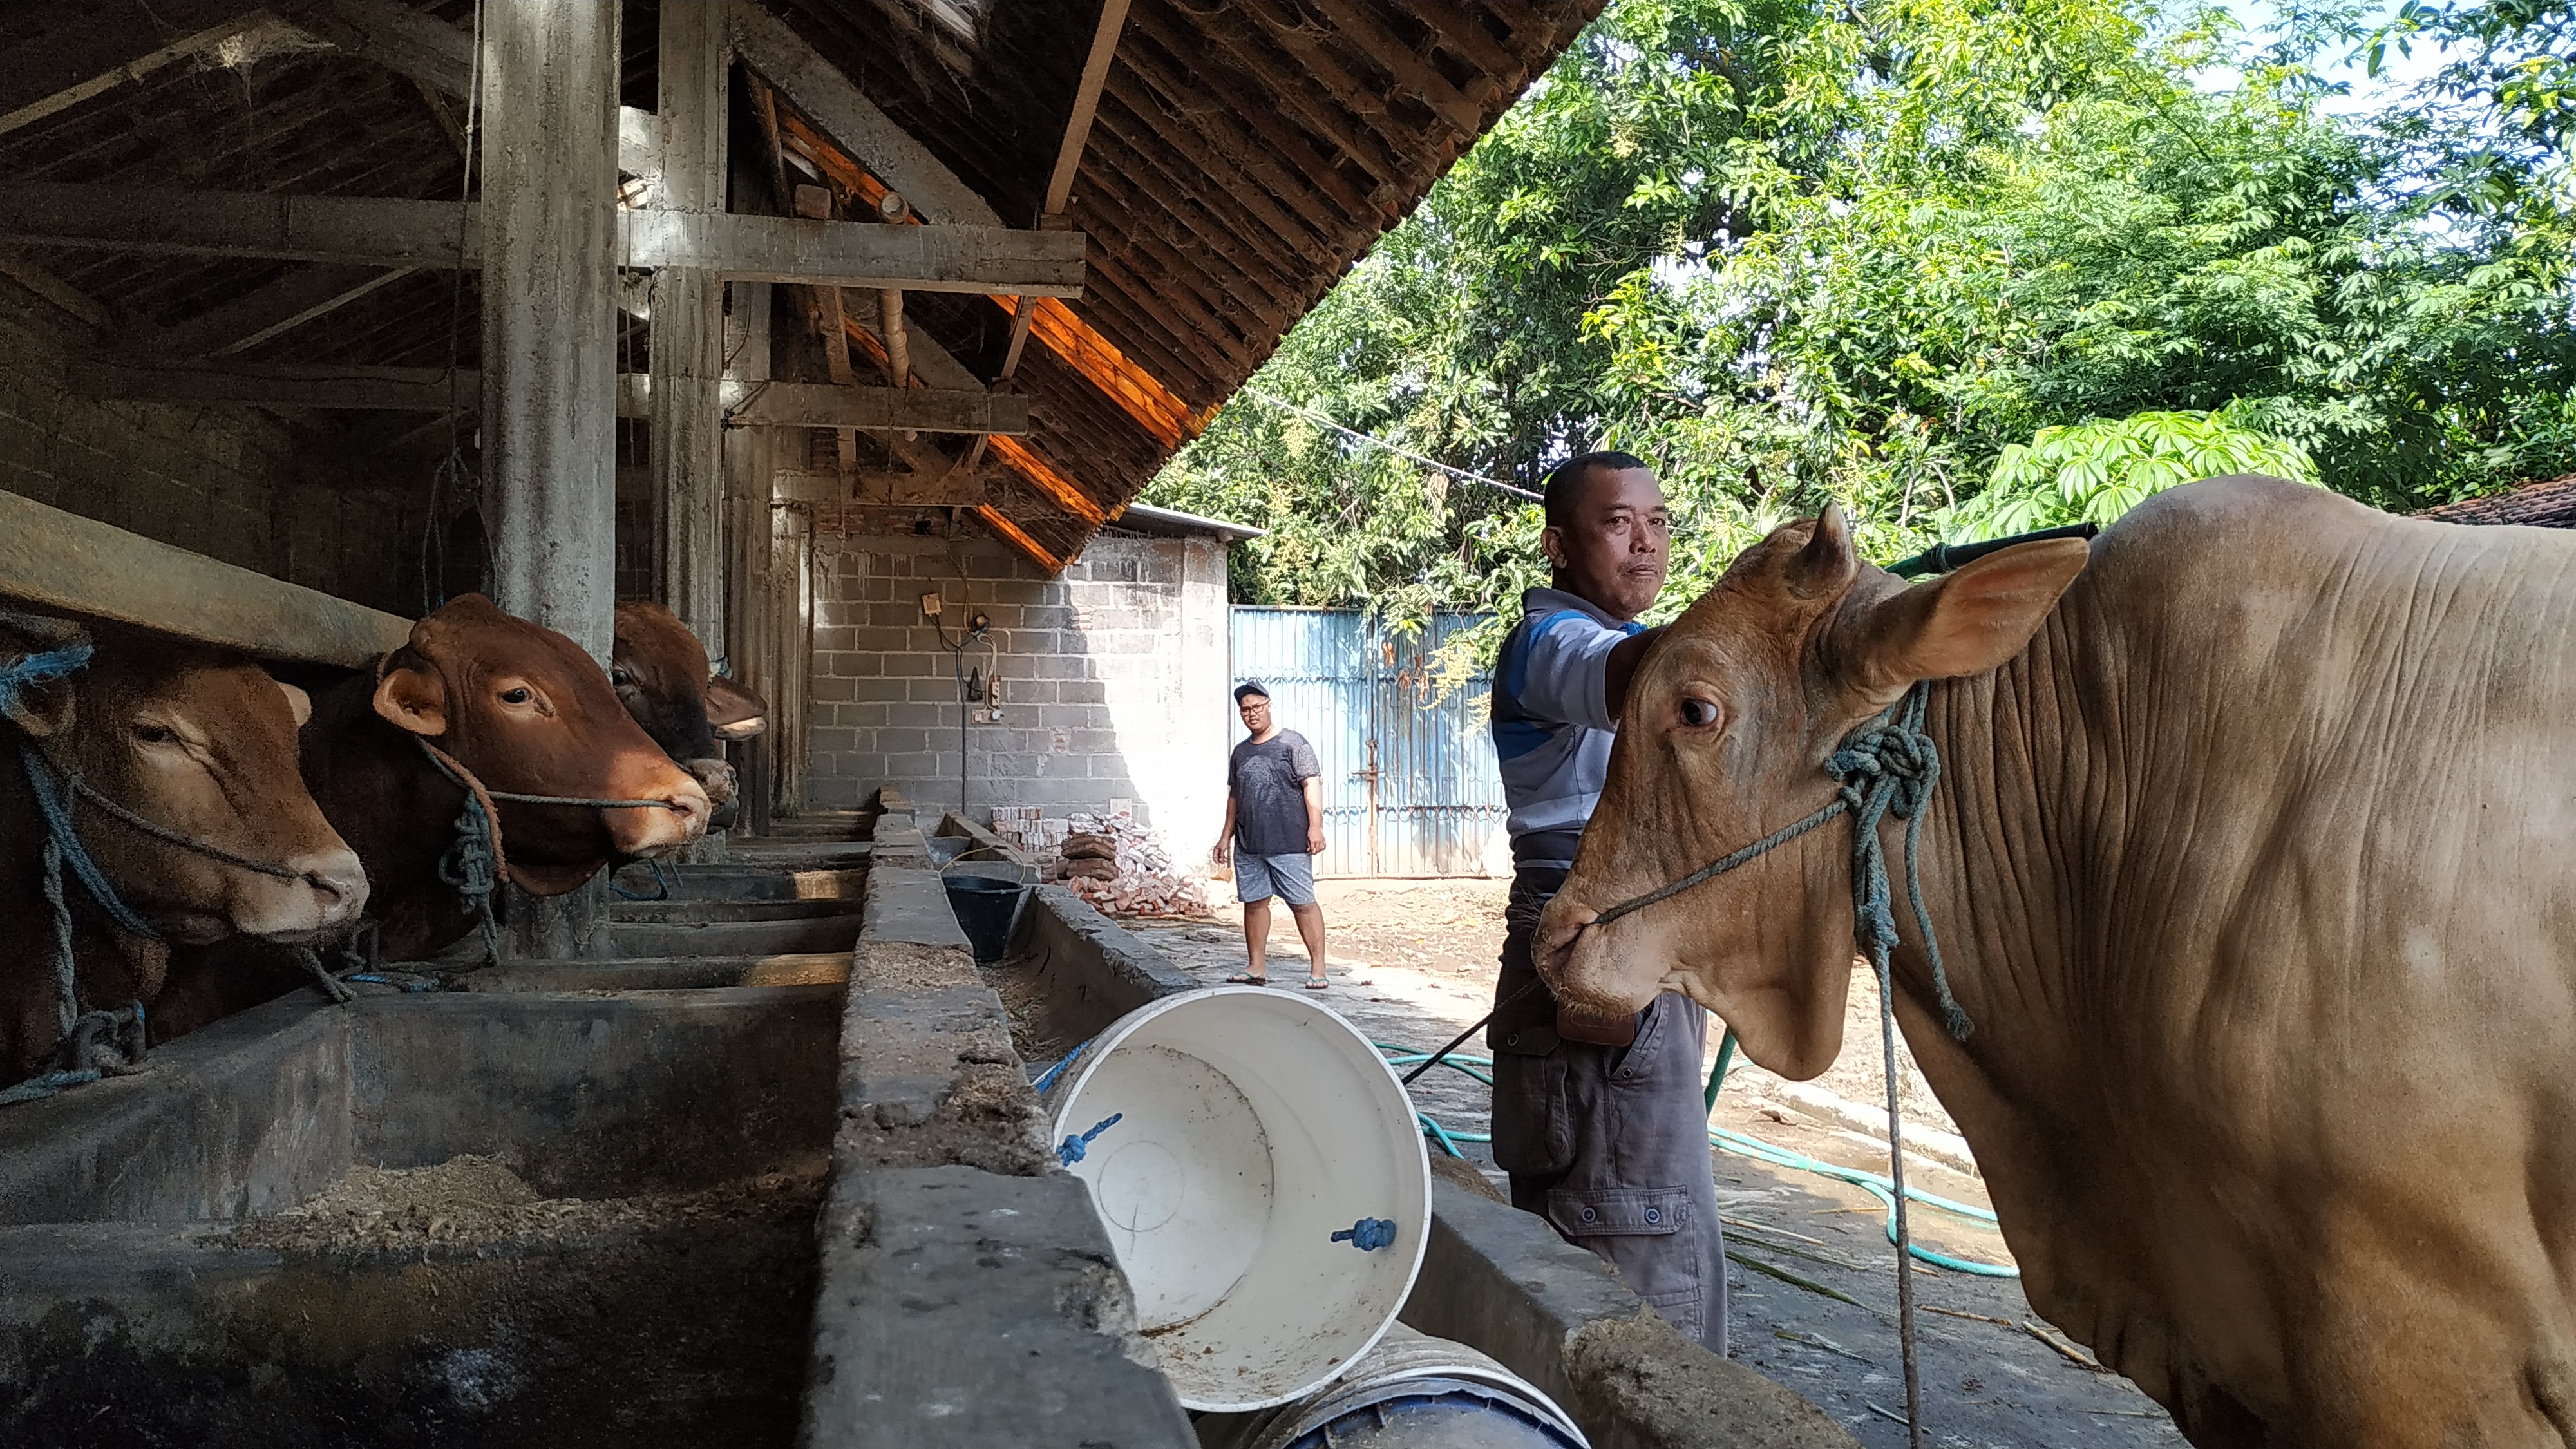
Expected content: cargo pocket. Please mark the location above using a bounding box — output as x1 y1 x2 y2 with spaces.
1545 1186 1708 1346
1543 1186 1687 1242
1487 1051 1573 1179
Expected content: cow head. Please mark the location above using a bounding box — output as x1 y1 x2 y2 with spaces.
2 616 366 950
610 601 739 826
1533 507 2087 1077
373 596 709 893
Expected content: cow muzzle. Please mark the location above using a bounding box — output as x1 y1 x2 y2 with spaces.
231 847 370 943
680 756 737 810
1533 896 1662 1018
604 774 712 858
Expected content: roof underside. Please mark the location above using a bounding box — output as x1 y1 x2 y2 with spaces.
0 0 1603 574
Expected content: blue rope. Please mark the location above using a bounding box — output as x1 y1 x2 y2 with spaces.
609 857 672 901
1056 1111 1122 1166
0 640 95 720
8 744 158 1104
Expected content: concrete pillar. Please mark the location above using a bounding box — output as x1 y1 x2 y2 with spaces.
479 0 620 663
650 0 728 647
479 0 618 955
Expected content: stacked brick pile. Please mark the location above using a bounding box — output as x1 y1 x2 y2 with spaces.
1049 813 1210 918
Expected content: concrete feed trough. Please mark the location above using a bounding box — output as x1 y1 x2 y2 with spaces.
0 984 836 1448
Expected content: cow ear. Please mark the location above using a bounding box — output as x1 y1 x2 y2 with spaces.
372 659 450 737
274 679 313 730
1786 504 1858 601
1839 539 2090 692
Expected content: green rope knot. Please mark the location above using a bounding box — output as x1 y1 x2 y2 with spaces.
1825 685 1972 1041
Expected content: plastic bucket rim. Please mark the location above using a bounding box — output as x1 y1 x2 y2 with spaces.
1050 985 1432 1412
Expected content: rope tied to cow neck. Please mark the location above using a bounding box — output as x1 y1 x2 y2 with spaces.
408 736 689 963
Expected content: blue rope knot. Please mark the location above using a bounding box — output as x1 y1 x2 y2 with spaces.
1057 1112 1122 1167
1332 1217 1398 1252
0 640 95 722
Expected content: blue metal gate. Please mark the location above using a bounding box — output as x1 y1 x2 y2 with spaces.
1228 608 1505 876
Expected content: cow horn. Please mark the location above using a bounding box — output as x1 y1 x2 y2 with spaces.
1788 504 1858 601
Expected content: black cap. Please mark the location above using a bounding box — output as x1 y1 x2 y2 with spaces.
1233 681 1271 703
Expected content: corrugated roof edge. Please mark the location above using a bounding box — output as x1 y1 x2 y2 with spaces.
1107 501 1265 542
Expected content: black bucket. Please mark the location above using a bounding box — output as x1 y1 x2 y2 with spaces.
943 874 1027 963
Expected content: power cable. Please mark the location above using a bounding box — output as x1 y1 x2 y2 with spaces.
1236 386 1542 501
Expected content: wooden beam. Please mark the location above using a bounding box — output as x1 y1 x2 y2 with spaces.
772 469 992 506
728 0 1004 228
844 314 981 392
651 0 730 650
68 358 480 411
291 0 473 99
145 263 414 357
624 209 1084 296
734 383 1029 434
971 506 1063 572
5 182 1084 294
0 491 412 667
986 435 1106 526
0 254 113 329
1 10 283 135
1042 0 1132 218
2 182 478 267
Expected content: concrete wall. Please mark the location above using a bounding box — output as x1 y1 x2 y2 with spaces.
0 282 430 619
802 520 1233 846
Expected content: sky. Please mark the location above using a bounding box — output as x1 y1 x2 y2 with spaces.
2211 0 2452 111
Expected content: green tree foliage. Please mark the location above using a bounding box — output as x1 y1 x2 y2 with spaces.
1145 0 2575 636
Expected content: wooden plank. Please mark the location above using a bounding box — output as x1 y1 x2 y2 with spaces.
1 10 281 135
728 0 1005 229
623 209 1084 296
143 264 414 357
5 184 1083 294
1042 0 1132 217
734 383 1029 434
0 254 113 328
0 491 411 667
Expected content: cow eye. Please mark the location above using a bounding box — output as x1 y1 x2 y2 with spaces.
498 687 533 706
133 723 178 744
1677 696 1722 730
611 668 633 688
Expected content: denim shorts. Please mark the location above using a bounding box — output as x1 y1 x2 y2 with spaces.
1233 850 1316 907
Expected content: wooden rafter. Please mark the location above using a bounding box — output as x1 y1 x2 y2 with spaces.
971 505 1063 572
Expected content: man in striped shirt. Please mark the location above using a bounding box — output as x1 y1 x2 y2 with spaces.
1485 450 1726 1354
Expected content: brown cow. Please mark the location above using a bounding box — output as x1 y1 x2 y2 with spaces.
1533 476 2575 1448
610 600 743 823
2 614 365 1086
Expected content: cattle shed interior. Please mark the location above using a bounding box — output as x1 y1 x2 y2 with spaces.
3 5 1862 1447
3 0 1604 843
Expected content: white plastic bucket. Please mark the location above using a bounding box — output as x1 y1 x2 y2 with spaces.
1047 986 1431 1412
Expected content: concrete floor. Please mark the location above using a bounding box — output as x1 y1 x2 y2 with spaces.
1122 878 2190 1449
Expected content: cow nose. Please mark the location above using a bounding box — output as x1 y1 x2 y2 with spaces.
292 849 370 926
609 776 712 857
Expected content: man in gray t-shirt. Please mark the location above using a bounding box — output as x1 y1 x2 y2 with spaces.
1211 681 1331 989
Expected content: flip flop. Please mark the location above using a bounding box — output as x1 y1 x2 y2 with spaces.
1303 977 1330 991
1225 972 1269 986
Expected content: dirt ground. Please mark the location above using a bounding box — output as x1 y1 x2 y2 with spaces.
1121 876 2188 1449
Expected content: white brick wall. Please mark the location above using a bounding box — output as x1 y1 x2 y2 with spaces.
801 522 1233 850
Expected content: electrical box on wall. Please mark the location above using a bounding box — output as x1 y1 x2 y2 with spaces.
920 592 942 617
